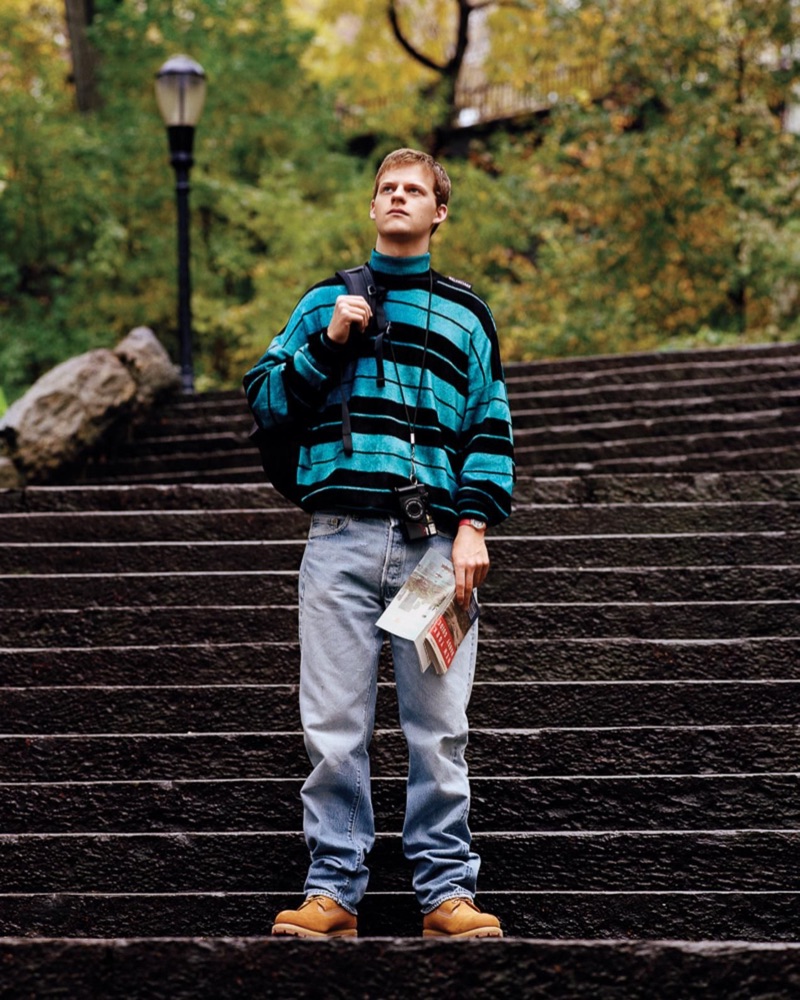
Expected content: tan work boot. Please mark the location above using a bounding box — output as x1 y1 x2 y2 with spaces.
422 897 503 938
272 895 357 938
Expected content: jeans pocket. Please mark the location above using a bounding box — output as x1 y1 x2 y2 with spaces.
308 511 351 540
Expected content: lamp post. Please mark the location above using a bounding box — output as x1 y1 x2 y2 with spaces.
155 55 207 394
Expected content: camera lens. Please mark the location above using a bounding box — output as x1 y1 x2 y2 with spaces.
404 498 425 521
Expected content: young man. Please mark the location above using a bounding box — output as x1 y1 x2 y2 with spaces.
244 148 515 938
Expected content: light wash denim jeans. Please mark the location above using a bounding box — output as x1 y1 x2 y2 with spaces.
297 511 480 914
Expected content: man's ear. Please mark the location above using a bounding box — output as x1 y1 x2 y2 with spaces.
434 203 448 226
369 200 376 221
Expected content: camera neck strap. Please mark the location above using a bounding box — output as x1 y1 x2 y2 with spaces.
387 269 433 483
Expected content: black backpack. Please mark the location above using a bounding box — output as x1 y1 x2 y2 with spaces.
247 263 380 508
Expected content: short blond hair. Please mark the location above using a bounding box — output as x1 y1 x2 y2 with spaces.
373 148 451 208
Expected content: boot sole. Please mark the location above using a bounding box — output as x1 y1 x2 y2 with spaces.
422 928 503 939
272 924 358 938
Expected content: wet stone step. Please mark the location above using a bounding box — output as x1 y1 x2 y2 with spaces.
2 726 797 782
504 339 800 373
4 637 800 687
507 370 800 409
4 679 800 735
82 449 265 478
121 391 800 446
2 501 798 543
510 389 800 429
0 484 288 513
2 599 798 647
511 471 800 505
90 428 800 481
105 433 250 458
2 829 800 894
0 507 311 543
1 891 799 942
503 351 800 390
515 425 800 466
2 471 798 513
513 407 800 448
1 540 306 575
4 565 800 610
528 444 800 476
81 465 265 487
0 571 300 610
3 773 799 835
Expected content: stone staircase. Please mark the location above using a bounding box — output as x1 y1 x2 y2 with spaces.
2 341 800 997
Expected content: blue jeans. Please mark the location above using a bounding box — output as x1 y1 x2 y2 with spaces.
297 511 480 914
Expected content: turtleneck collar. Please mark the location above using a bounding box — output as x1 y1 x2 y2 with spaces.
369 249 431 276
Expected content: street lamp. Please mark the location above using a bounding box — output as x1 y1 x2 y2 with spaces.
155 55 207 394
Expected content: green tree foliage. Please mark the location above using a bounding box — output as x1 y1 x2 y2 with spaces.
0 0 368 400
2 0 799 403
488 0 800 357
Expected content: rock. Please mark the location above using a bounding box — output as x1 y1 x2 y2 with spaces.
0 456 23 489
0 349 139 483
0 327 180 487
115 326 180 410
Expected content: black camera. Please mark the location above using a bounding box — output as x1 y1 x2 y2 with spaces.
394 481 438 541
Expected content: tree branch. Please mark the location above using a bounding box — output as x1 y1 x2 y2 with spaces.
387 0 447 73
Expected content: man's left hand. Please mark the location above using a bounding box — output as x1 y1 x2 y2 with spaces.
451 524 489 609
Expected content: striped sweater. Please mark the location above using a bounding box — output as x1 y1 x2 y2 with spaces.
243 250 515 534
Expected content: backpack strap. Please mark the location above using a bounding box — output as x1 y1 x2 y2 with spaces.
336 264 389 387
333 264 389 454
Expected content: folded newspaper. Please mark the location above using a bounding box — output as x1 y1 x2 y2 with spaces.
376 549 480 674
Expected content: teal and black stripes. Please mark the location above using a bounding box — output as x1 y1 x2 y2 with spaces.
243 250 515 533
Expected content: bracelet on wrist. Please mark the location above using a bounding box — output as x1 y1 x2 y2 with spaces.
459 517 487 532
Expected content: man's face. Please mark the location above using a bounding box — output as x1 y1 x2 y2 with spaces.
370 164 448 251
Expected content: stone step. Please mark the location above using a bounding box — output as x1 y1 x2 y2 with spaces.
511 388 800 429
506 369 800 409
2 599 798 648
3 564 798 610
528 443 800 476
84 429 800 483
1 539 305 574
4 679 800 734
504 338 800 372
3 637 799 686
102 386 800 444
135 380 800 439
2 726 795 782
503 347 800 390
514 406 800 448
2 830 799 894
3 500 797 543
515 425 800 467
3 773 798 834
83 448 262 479
4 471 800 513
3 533 796 578
82 463 267 485
511 471 800 504
2 935 800 995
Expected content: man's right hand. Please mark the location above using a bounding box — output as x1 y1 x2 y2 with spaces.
327 295 373 345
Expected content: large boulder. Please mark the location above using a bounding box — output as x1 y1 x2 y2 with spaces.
0 328 179 486
114 326 181 412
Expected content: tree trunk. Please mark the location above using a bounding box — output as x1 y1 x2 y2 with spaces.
64 0 102 113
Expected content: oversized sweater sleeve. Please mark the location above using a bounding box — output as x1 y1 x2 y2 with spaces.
456 306 515 526
242 283 350 429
